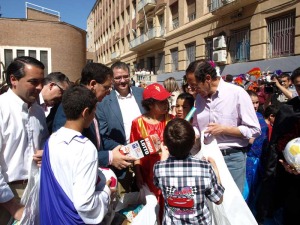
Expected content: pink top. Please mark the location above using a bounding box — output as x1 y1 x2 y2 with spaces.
192 79 261 150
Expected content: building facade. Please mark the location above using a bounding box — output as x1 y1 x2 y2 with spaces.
87 0 300 82
0 3 87 83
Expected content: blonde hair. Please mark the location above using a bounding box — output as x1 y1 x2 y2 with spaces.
163 77 180 93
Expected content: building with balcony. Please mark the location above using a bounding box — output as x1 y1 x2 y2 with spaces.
87 0 300 84
0 3 86 83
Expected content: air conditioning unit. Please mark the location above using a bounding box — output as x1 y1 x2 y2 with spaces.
213 50 227 63
213 35 227 50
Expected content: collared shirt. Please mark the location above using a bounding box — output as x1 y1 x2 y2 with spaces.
154 155 224 225
0 89 48 203
39 93 52 117
116 89 142 144
193 79 261 150
47 127 110 224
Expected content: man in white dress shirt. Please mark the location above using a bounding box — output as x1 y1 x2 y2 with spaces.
0 56 48 224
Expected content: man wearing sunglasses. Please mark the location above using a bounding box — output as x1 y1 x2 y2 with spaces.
39 72 70 134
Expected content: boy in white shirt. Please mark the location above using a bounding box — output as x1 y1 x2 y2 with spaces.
40 85 114 224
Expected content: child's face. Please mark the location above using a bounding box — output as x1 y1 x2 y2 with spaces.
250 96 259 112
175 98 192 119
151 99 169 115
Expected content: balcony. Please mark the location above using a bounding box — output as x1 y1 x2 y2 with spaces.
208 0 235 12
130 27 165 51
111 51 120 61
138 0 156 13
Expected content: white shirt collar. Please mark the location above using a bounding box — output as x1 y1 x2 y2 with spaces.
115 88 133 99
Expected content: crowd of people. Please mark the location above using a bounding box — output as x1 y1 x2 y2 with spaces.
0 56 299 225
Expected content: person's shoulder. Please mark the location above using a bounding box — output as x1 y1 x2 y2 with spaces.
132 86 144 95
100 90 116 104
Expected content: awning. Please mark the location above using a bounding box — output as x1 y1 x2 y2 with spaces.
221 55 300 76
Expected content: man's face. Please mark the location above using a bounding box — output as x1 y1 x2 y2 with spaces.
113 68 130 93
186 72 211 98
293 76 300 96
43 81 69 106
279 76 291 89
11 64 44 105
94 77 112 102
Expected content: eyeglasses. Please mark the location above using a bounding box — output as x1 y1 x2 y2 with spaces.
100 83 112 91
114 75 130 82
54 83 65 93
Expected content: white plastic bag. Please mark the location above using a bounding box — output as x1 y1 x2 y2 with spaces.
193 133 258 225
19 160 40 225
131 185 158 225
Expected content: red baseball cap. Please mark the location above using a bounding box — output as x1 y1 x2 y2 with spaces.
143 83 171 101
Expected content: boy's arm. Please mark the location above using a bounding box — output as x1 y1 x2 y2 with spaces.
206 158 224 205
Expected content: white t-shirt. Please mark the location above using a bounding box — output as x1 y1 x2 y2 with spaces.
48 127 111 224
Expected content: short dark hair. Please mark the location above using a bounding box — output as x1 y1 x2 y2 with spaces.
62 85 97 120
291 67 300 83
225 74 233 82
6 56 44 87
80 63 113 85
111 61 130 74
186 59 217 82
44 72 70 85
263 105 279 119
176 92 194 109
163 118 195 159
279 73 290 80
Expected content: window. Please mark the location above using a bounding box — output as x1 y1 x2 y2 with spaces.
170 2 179 29
187 0 196 22
17 50 25 57
29 50 36 58
157 52 165 74
4 49 13 69
170 48 178 72
40 51 48 75
205 38 213 61
267 12 295 58
186 42 196 65
230 27 250 63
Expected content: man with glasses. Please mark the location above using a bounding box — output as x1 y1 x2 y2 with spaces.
185 59 261 193
97 61 145 192
39 72 70 134
270 73 298 107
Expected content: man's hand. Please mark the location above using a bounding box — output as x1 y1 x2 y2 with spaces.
33 150 43 167
279 159 300 175
0 198 24 221
111 145 136 170
204 123 225 136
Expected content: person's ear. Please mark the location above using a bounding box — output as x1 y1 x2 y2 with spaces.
82 107 90 120
49 82 55 90
89 80 97 92
205 74 212 82
10 75 18 87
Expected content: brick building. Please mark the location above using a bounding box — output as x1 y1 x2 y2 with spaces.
0 3 86 83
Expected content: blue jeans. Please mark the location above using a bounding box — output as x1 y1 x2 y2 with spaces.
223 150 247 193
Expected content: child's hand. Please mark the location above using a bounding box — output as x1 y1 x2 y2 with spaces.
105 179 116 193
33 149 43 167
160 143 169 161
279 159 300 175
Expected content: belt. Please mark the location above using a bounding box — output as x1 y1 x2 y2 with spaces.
221 147 245 156
8 179 28 185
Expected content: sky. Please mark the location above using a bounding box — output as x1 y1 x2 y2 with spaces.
0 0 95 30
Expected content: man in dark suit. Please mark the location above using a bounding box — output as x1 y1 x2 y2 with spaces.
97 62 145 192
38 72 70 134
52 63 135 170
